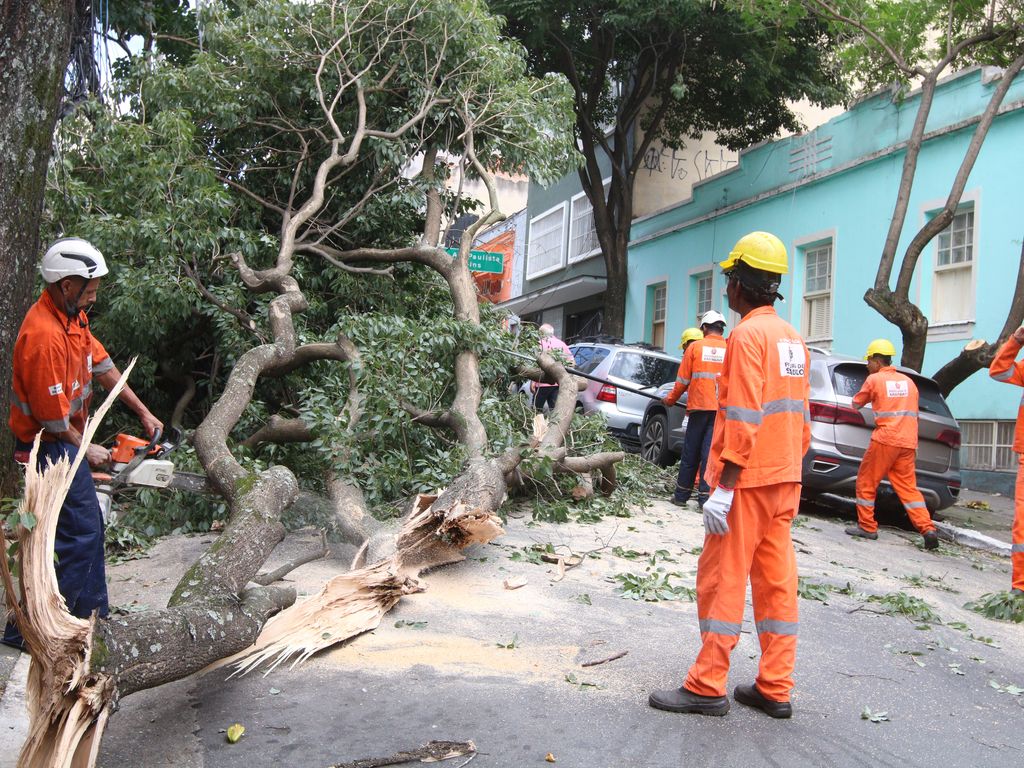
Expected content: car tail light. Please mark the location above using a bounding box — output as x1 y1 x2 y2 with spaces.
808 401 865 426
596 384 617 403
936 429 961 449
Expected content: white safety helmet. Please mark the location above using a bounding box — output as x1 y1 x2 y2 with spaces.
699 310 727 328
40 238 109 283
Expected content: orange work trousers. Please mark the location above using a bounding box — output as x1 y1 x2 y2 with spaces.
1014 455 1024 591
855 441 935 535
684 482 800 702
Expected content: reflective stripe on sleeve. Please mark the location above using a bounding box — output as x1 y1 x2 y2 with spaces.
12 395 31 416
755 619 798 636
876 410 918 418
991 368 1014 382
1012 543 1024 553
677 376 690 386
93 358 114 375
40 417 70 433
763 398 806 417
698 618 742 636
725 406 763 425
692 372 717 380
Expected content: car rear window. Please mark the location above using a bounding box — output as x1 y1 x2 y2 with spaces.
831 363 952 418
608 352 678 388
576 347 609 374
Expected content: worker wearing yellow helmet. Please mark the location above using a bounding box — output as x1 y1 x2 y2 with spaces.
664 314 727 510
847 338 938 550
651 231 810 720
678 327 704 349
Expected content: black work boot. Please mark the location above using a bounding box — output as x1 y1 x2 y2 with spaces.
922 530 939 550
733 683 792 719
670 497 689 507
648 686 730 716
845 525 878 540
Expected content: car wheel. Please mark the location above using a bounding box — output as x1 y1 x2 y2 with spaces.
641 413 673 467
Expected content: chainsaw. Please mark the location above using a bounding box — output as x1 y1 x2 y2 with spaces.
93 427 209 523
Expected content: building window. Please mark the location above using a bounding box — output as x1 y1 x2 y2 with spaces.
802 242 833 342
932 208 974 324
695 272 713 318
527 203 567 279
960 420 1016 471
650 283 667 349
568 183 608 264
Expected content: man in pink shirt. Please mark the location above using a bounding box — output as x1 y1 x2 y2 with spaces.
535 323 576 411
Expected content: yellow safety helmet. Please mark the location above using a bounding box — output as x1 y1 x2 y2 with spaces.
864 338 897 360
679 327 704 349
719 231 789 274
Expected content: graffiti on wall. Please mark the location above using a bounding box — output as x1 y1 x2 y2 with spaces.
641 145 738 183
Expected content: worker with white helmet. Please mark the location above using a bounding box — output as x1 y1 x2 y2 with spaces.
3 237 162 650
663 311 728 509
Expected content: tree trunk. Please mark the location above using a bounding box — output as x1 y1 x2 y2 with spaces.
0 0 78 497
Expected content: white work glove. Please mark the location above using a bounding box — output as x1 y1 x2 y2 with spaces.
702 486 734 535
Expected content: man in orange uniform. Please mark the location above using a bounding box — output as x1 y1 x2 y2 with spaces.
664 311 727 509
988 325 1024 595
649 231 809 719
3 238 162 650
845 339 938 550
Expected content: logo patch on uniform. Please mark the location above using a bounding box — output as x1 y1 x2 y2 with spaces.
885 380 909 398
702 346 726 364
48 383 63 396
777 341 806 377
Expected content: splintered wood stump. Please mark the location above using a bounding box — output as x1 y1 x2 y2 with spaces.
227 487 504 675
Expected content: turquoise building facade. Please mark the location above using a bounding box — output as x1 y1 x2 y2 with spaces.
624 67 1024 487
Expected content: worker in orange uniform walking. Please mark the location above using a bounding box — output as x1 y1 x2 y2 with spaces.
988 324 1024 596
649 231 809 719
664 312 728 509
845 339 939 550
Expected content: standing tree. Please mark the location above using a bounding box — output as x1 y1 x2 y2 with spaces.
491 0 847 337
3 1 631 764
797 0 1024 392
0 0 95 497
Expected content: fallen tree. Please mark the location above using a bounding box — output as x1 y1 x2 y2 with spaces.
2 1 628 765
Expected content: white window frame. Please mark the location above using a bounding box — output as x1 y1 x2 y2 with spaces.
567 178 610 265
695 272 713 318
801 241 834 344
792 229 836 348
960 420 1017 471
527 202 569 280
923 193 978 342
650 282 667 348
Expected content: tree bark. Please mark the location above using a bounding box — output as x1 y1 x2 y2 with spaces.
0 0 78 497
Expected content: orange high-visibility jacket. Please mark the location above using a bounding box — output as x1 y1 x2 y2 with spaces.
9 291 113 444
989 337 1024 452
852 366 918 449
664 336 727 411
704 306 810 489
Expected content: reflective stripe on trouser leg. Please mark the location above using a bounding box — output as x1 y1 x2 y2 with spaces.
1014 456 1024 591
749 483 801 702
684 483 800 699
887 446 934 533
854 441 886 533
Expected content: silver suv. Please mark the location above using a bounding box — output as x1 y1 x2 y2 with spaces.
571 341 680 445
639 348 962 512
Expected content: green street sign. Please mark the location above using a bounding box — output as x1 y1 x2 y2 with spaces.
444 247 504 274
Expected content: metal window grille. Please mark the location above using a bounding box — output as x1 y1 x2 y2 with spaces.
960 420 1017 470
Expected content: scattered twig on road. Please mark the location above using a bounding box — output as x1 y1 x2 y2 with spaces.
581 650 628 668
327 740 476 768
835 671 900 683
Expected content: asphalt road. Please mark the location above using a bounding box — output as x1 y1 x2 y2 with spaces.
76 492 1022 768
